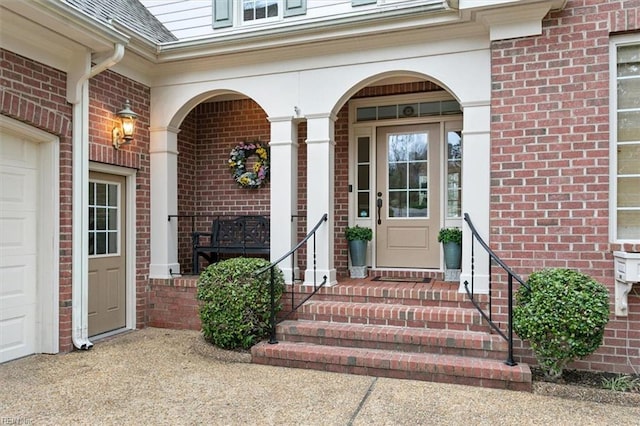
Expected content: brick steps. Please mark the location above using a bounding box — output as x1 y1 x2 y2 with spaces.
276 320 508 360
290 282 488 308
252 341 531 391
251 282 531 391
298 301 487 332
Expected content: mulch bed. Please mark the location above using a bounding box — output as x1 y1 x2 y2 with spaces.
532 367 640 407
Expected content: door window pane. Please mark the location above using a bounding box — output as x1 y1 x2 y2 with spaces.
387 132 428 218
388 191 405 217
408 163 428 190
388 163 407 190
408 191 427 217
358 192 370 218
356 136 370 217
96 184 107 206
447 130 462 218
89 181 120 256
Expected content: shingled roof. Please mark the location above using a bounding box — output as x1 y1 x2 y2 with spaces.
63 0 177 43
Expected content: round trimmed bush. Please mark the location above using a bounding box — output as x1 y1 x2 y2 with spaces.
513 268 610 380
196 257 284 350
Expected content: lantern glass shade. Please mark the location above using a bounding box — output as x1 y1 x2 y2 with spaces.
112 100 138 149
121 116 135 139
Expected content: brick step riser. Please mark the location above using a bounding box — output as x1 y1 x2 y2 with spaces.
295 312 489 332
251 344 531 392
297 303 487 330
276 333 507 360
252 356 530 391
285 286 488 309
307 294 482 309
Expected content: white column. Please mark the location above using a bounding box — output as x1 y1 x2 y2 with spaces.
149 126 181 279
304 114 337 286
459 104 491 293
268 116 299 284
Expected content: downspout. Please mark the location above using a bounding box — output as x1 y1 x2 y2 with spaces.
68 43 126 350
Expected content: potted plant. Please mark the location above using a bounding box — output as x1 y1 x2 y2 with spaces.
345 225 373 278
438 227 462 270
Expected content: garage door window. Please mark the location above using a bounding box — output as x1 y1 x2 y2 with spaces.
89 181 119 256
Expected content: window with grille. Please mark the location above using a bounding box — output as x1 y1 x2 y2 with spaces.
612 38 640 241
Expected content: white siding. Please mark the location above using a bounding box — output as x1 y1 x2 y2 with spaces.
141 0 442 41
140 0 213 40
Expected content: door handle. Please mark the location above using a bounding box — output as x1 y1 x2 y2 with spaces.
376 193 383 225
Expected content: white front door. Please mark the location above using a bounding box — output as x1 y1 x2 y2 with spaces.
0 130 38 362
375 124 441 268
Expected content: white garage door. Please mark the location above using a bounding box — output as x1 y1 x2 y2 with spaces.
0 129 38 363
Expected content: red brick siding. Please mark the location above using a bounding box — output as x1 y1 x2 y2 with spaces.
177 110 197 271
88 70 151 329
148 278 200 330
1 48 74 352
296 121 308 274
491 0 640 373
176 100 271 274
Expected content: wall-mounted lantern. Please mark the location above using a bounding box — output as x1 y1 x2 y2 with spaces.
112 100 138 149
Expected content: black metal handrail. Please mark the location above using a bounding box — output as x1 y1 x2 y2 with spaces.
255 213 329 344
463 212 529 366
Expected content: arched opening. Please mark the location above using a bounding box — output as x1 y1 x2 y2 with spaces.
173 92 272 274
332 74 463 278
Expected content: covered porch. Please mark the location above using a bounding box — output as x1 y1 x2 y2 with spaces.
153 75 491 291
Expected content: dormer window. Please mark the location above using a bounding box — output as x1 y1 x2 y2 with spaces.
243 0 278 23
213 0 306 29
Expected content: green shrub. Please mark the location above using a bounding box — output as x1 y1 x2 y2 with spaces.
196 257 284 350
513 268 610 380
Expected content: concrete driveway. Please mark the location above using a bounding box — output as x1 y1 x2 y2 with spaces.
1 328 638 425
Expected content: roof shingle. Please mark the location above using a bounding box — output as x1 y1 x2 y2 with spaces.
63 0 177 43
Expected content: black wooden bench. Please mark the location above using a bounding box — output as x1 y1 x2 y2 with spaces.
192 215 270 274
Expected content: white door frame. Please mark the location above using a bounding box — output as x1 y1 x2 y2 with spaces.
88 162 137 332
348 92 463 271
0 115 59 355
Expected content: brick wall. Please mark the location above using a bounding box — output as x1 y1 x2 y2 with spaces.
1 48 74 351
148 278 201 330
490 0 640 373
177 111 197 272
87 70 151 329
1 50 152 351
177 100 271 274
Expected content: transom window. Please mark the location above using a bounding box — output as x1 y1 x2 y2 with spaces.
356 100 461 122
612 37 640 241
243 0 278 22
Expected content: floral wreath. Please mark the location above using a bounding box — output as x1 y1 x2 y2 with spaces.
228 141 270 189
